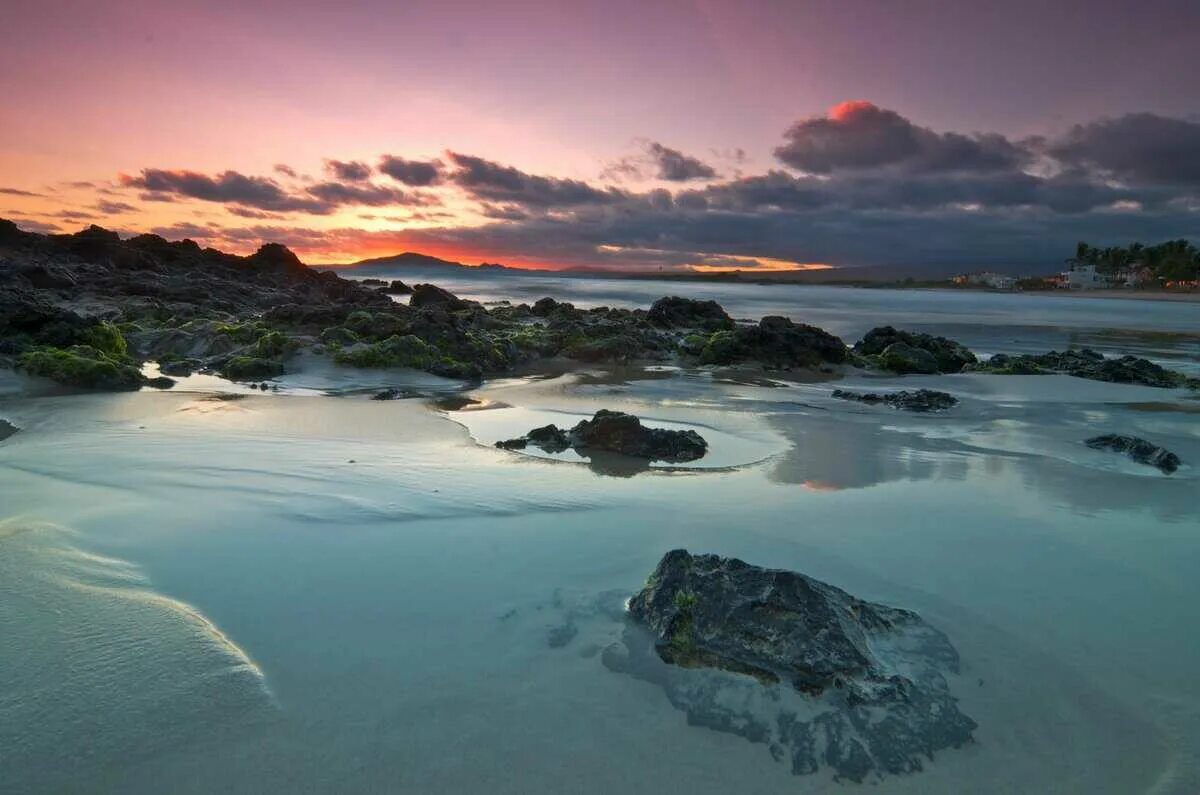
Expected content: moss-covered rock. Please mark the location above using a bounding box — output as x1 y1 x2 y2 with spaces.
876 342 940 374
334 334 438 369
16 345 144 390
699 330 741 365
220 355 284 380
250 330 294 358
319 326 359 346
82 321 129 358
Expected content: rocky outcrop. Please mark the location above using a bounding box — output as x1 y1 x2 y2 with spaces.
833 388 958 412
699 316 847 369
970 349 1198 389
855 327 976 374
408 283 471 311
607 550 976 782
497 410 707 463
647 296 733 332
1085 434 1182 473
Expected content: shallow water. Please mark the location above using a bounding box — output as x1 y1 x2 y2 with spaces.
2 282 1199 793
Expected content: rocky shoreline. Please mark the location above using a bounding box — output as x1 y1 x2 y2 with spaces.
2 221 1197 394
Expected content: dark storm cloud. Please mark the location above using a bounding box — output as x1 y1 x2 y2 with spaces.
305 180 429 207
324 159 372 182
775 101 1026 175
1043 113 1200 186
646 142 718 181
107 103 1198 270
447 152 627 207
378 155 443 186
119 168 434 214
120 169 331 213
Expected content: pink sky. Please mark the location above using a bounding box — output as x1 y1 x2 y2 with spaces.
2 0 1197 268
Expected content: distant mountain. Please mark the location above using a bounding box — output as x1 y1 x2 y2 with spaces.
337 252 514 272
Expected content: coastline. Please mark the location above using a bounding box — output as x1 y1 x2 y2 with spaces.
1007 289 1200 303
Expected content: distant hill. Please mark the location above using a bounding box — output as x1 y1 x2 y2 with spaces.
326 250 1059 283
335 252 513 272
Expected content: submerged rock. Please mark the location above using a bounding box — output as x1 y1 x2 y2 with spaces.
832 388 958 412
856 327 976 374
1085 434 1181 473
971 349 1198 389
496 410 707 463
607 550 976 782
0 418 18 442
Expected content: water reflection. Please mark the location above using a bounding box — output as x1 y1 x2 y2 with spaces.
767 412 973 490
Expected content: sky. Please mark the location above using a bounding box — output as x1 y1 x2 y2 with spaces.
1 0 1198 271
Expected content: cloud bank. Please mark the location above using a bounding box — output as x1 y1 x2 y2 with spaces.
84 102 1200 269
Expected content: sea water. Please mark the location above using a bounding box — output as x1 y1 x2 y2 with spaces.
1 282 1197 793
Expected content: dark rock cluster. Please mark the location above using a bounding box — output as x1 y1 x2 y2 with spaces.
970 348 1198 389
832 388 958 412
1085 434 1182 473
4 220 1195 396
698 315 848 368
646 296 733 332
854 326 977 374
604 550 977 782
497 409 708 463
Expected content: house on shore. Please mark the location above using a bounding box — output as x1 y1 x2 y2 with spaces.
1061 264 1107 289
1114 265 1155 287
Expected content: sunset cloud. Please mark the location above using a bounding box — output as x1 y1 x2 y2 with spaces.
18 102 1191 270
448 152 626 207
378 155 443 186
646 142 718 181
120 169 330 213
95 200 138 214
775 101 1025 175
324 159 372 182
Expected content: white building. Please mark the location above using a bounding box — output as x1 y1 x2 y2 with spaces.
1061 264 1107 290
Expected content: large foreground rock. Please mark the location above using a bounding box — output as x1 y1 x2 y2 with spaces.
497 409 707 463
833 388 958 412
1086 434 1181 473
606 550 976 782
